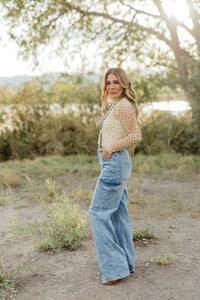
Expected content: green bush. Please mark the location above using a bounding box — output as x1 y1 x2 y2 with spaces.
137 111 200 155
132 228 156 241
0 261 16 299
9 179 86 251
0 105 199 161
0 104 99 160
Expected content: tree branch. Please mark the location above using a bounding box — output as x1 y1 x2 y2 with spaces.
42 7 71 30
185 0 200 41
64 3 173 49
153 0 191 56
119 0 161 19
153 0 192 80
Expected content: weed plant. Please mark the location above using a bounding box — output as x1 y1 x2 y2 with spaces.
0 154 100 187
151 255 177 265
0 107 199 162
0 261 16 299
0 184 19 205
9 179 86 251
133 228 156 242
137 111 200 155
132 152 200 176
0 153 199 188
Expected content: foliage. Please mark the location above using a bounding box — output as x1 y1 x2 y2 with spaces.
137 111 200 155
0 184 19 205
132 228 156 241
0 261 16 299
0 106 99 160
1 153 200 191
51 73 101 108
1 1 199 67
1 72 197 160
130 70 176 104
1 0 200 123
9 178 86 251
1 0 200 144
0 107 200 161
151 255 177 265
0 74 101 106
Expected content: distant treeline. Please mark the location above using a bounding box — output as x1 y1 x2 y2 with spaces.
0 73 199 161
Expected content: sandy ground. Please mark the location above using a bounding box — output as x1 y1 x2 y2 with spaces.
1 172 200 300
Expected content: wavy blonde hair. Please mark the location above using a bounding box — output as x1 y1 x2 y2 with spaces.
101 67 141 126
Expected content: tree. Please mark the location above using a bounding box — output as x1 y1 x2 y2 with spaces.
1 0 200 129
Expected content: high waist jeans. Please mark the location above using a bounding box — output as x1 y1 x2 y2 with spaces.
89 148 135 282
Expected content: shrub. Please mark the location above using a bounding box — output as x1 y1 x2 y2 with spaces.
0 105 99 160
137 111 200 155
0 261 16 299
151 254 177 265
9 179 86 251
0 105 199 162
132 228 156 241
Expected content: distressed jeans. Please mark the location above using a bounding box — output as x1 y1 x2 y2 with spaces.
89 148 135 282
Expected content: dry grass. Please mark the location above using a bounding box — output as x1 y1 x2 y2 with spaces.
0 184 19 205
0 168 22 187
0 153 199 219
69 188 93 205
128 188 200 219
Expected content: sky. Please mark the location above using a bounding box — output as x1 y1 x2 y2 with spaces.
0 0 190 78
0 27 74 77
0 30 104 77
0 16 103 78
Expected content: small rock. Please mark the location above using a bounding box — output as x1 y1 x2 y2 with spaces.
146 272 151 275
170 225 176 229
142 241 149 246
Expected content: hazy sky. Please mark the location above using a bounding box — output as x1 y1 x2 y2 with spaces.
0 27 70 77
0 0 189 77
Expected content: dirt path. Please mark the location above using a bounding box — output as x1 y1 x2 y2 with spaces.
1 173 200 300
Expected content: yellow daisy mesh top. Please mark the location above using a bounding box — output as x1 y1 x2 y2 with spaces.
98 97 142 153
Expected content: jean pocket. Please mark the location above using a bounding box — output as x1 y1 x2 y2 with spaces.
92 179 121 209
99 156 121 185
120 156 132 181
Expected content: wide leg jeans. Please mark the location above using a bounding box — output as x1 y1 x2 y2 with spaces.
89 148 135 282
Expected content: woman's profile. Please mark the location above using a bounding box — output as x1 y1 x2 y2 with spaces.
89 67 142 285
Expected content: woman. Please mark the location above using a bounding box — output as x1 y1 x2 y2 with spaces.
89 67 141 285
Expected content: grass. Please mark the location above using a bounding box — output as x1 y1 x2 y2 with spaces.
0 168 22 187
132 153 200 177
0 261 16 299
129 194 200 219
0 184 19 205
189 194 200 218
0 155 100 187
0 261 37 299
0 153 200 188
8 179 87 251
151 254 178 265
133 228 157 242
69 187 93 204
0 152 199 219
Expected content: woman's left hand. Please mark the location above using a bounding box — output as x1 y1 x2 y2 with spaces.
98 148 112 160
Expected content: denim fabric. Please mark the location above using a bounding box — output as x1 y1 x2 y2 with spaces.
89 148 135 282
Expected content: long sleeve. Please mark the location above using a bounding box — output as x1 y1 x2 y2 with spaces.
104 99 142 153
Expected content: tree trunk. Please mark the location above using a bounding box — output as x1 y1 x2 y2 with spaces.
174 49 200 130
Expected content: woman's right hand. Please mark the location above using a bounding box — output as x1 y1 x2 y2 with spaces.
98 148 112 160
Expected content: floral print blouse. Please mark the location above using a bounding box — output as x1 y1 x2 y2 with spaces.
99 97 142 153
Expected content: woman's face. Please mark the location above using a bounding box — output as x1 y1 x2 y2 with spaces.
106 74 123 100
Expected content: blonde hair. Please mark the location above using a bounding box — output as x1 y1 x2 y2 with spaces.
101 67 141 126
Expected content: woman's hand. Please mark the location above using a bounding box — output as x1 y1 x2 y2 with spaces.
98 148 112 160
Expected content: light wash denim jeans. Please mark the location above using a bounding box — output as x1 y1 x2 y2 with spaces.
89 148 135 282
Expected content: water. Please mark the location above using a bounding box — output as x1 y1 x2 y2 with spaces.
0 100 191 132
141 100 190 115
